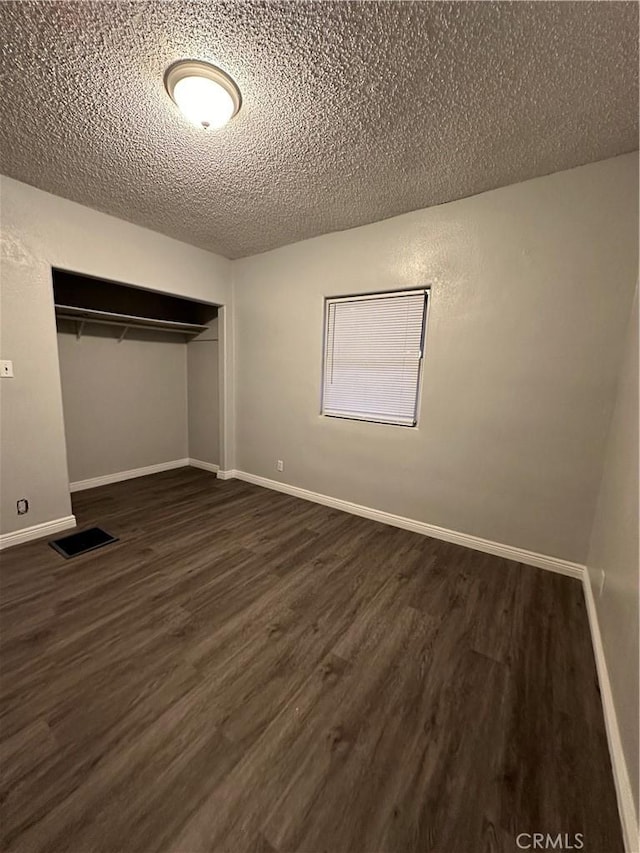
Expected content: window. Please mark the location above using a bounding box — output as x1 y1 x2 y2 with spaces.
321 289 428 427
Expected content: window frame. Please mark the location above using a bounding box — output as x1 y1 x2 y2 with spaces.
320 287 430 428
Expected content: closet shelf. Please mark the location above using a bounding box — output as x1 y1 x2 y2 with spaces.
54 304 209 341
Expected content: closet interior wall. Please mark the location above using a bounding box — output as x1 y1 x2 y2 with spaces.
187 318 220 469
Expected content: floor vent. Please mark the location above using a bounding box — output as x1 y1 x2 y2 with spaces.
50 527 118 559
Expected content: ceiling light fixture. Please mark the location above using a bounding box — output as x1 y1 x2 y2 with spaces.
164 60 241 129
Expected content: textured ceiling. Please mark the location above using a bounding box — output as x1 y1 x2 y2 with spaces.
0 1 637 259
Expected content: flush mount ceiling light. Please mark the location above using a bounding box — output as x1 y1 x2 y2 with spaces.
164 60 241 129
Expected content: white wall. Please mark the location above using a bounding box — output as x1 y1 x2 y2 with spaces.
0 175 232 535
57 328 189 483
587 286 639 827
233 153 639 564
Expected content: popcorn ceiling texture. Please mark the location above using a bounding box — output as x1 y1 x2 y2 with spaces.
0 0 637 259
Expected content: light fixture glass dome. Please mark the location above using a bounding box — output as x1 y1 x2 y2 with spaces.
164 60 241 129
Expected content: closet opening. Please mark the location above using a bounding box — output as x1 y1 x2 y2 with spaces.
52 268 223 493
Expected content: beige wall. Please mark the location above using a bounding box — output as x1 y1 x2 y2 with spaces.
187 318 220 466
0 175 232 535
2 156 637 557
587 287 639 820
57 328 189 483
233 153 639 563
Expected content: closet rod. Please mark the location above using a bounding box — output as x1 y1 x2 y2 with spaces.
55 303 210 338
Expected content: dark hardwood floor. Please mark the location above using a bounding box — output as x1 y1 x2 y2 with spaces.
0 468 623 852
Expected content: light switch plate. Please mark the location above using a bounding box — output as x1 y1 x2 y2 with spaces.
0 360 14 378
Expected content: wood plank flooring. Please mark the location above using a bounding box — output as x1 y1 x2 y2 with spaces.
0 468 623 852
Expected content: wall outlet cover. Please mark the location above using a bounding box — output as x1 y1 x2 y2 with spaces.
1 360 14 378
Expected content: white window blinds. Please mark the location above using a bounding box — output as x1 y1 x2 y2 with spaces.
321 289 428 426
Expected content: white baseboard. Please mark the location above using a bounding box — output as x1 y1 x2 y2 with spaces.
188 459 220 474
230 470 584 578
0 515 77 550
216 469 236 480
69 459 190 492
583 572 639 853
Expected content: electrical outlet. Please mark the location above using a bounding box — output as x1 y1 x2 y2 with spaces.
17 498 29 515
1 360 14 378
599 569 606 598
276 460 284 472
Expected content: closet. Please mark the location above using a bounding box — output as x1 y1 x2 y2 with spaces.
53 269 220 489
